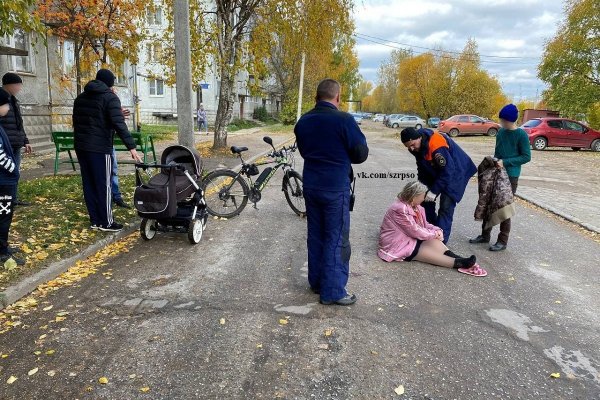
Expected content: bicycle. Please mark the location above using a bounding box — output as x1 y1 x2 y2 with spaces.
201 136 305 218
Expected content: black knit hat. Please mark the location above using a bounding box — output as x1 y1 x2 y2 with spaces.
96 69 115 88
400 127 421 143
2 73 23 85
0 89 10 106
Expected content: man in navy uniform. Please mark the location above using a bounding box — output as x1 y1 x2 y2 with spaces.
401 127 476 244
295 79 369 306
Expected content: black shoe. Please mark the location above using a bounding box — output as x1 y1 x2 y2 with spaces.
113 199 131 209
1 254 25 266
99 223 124 232
15 200 30 207
320 294 357 306
489 242 507 252
469 235 490 244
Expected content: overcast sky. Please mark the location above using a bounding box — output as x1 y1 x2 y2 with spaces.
352 0 565 101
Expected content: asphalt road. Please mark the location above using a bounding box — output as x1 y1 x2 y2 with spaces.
1 128 599 399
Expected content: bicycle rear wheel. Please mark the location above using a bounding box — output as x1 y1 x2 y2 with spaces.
283 171 306 217
202 169 249 218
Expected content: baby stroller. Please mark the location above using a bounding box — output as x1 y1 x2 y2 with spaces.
134 145 208 244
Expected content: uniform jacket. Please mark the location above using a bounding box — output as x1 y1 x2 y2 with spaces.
474 156 516 229
0 124 19 185
410 129 477 203
72 80 136 154
378 199 442 262
295 101 369 191
0 87 29 149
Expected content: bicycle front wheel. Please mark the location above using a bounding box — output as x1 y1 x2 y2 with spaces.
202 169 249 218
283 171 306 217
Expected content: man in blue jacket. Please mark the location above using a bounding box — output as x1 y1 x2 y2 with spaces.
73 69 141 232
295 79 369 306
0 90 22 265
401 127 476 244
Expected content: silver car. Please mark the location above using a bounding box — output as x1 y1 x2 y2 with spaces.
391 115 425 129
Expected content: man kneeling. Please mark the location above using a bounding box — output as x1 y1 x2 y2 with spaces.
378 181 487 277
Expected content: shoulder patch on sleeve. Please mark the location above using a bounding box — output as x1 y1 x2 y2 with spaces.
434 153 446 167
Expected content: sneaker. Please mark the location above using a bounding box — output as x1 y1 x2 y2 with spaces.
90 224 100 230
469 235 490 244
99 223 124 232
113 199 131 209
320 294 357 306
0 253 25 266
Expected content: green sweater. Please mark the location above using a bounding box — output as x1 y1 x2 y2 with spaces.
494 127 531 178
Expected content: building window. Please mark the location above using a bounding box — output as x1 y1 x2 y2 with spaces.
147 7 163 26
59 40 76 75
6 29 33 74
146 42 162 63
149 79 164 96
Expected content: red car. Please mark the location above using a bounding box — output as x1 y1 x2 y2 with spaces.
438 115 500 137
521 118 600 151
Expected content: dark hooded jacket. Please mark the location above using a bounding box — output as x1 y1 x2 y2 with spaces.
72 80 135 154
474 156 516 229
0 87 29 149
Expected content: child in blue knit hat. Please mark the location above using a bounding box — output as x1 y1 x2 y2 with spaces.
469 103 531 251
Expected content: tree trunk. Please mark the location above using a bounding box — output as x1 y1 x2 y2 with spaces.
213 64 235 149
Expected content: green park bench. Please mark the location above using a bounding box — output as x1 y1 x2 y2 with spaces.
52 131 157 175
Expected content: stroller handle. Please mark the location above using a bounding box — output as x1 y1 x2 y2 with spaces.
135 162 186 171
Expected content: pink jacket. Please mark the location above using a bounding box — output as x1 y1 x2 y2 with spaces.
378 199 442 262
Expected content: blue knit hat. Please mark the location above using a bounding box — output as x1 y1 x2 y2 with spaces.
499 104 518 123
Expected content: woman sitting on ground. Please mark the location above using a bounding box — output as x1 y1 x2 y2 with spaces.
378 181 487 277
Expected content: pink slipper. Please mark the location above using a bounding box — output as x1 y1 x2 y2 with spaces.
458 263 488 277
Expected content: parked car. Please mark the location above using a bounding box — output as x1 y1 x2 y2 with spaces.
385 114 405 127
373 114 385 122
521 118 600 151
438 115 500 137
350 113 363 125
391 115 426 129
427 117 441 128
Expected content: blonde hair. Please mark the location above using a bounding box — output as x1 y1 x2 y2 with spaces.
398 181 428 203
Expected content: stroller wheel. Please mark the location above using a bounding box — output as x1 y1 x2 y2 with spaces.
188 219 203 244
141 218 157 240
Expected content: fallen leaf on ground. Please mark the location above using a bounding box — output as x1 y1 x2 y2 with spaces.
140 387 150 393
256 344 263 349
47 370 56 377
278 319 289 325
42 305 53 311
550 372 561 378
555 300 562 304
28 367 39 376
55 316 66 322
45 349 55 355
98 376 109 384
324 328 333 337
394 385 405 395
219 318 226 325
4 258 17 271
7 375 17 384
33 351 42 356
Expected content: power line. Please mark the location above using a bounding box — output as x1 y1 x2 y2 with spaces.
353 35 539 66
355 32 540 60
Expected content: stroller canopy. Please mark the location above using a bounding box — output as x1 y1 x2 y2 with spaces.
161 145 203 177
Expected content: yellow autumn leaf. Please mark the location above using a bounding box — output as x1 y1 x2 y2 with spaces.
55 316 66 322
35 251 49 260
4 257 17 271
28 367 39 376
550 372 561 379
98 376 109 384
256 343 263 349
394 385 405 395
7 375 17 384
45 349 55 355
219 318 226 325
43 305 54 311
278 319 289 325
34 351 42 356
140 387 150 393
21 245 33 254
324 329 333 337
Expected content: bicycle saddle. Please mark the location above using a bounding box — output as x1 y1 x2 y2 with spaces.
231 146 248 154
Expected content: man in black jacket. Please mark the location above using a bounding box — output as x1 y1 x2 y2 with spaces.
73 69 141 232
0 73 32 206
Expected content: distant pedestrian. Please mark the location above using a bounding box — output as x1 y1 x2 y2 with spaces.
401 127 477 244
295 79 369 306
0 73 32 206
197 105 208 135
72 69 141 232
0 90 23 265
470 104 531 251
378 181 486 277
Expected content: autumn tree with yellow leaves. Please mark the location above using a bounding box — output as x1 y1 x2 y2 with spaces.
36 0 147 94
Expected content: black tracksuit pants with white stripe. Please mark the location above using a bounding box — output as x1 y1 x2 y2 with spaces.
75 150 113 227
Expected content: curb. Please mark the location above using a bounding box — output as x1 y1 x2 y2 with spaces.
516 193 600 235
0 134 296 310
0 224 139 310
